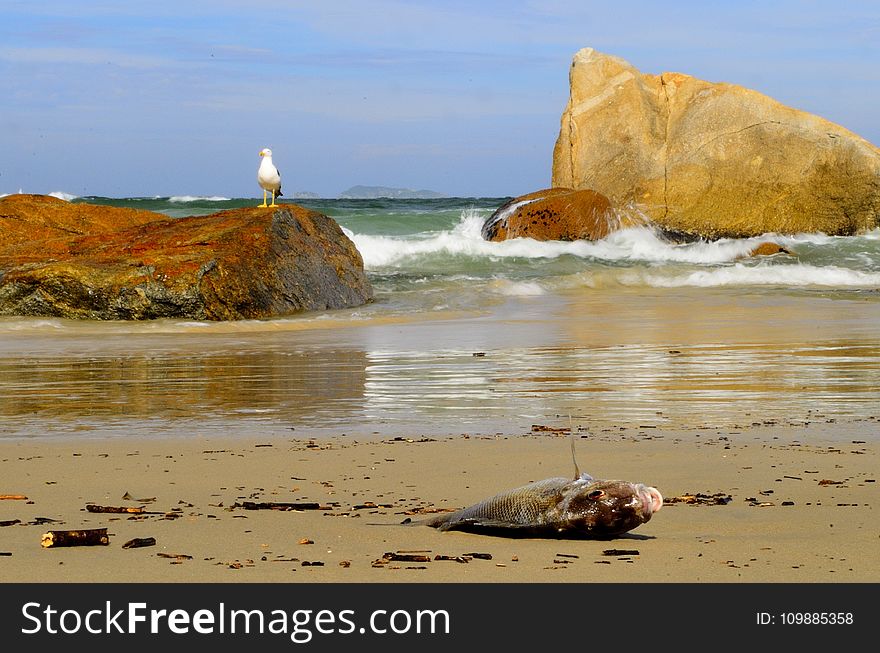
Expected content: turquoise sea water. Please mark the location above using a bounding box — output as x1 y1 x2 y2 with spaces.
1 195 878 440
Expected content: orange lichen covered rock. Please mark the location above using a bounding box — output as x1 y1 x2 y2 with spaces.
482 188 624 242
0 194 372 320
747 242 792 257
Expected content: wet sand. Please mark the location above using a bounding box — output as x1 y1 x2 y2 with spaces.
1 419 877 583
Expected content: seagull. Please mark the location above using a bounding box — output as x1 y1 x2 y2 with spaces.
257 148 282 207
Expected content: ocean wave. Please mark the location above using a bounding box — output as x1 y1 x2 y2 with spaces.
48 191 78 201
0 318 66 331
168 195 232 203
489 279 546 296
350 210 783 268
618 264 880 288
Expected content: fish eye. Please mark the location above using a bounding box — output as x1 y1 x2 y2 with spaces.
588 489 605 500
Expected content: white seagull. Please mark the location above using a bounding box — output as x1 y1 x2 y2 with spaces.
257 148 282 207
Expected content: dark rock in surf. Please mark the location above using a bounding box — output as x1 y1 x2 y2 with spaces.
0 194 373 320
747 242 792 257
482 187 630 242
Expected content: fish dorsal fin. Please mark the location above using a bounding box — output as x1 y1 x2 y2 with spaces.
570 422 594 481
569 425 580 480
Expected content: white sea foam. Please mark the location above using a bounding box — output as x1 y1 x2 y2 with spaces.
351 210 771 268
346 209 880 292
620 264 880 288
48 191 78 201
491 280 546 296
168 195 231 203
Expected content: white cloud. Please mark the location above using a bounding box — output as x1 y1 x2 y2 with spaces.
0 46 173 68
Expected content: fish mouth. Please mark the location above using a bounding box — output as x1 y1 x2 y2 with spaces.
637 485 663 518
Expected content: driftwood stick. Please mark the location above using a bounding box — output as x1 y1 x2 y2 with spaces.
0 494 28 500
86 504 148 514
122 537 157 549
41 528 110 548
233 501 329 511
384 552 432 563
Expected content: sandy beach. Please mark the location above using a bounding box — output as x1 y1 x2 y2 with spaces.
1 418 876 583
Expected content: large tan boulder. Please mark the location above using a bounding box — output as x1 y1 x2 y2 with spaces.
552 48 880 238
0 194 373 320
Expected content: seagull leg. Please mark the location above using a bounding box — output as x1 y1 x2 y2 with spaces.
270 190 277 207
259 189 268 207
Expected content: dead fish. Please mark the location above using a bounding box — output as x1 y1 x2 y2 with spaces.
420 435 662 538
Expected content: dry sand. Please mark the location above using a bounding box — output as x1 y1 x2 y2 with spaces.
1 419 877 583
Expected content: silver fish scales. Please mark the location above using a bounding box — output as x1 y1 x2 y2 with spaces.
422 472 663 538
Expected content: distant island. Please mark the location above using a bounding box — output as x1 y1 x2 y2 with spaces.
338 185 447 199
291 191 323 199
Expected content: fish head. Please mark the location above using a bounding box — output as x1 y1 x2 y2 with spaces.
560 479 663 537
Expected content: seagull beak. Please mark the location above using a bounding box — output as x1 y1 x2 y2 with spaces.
259 152 264 157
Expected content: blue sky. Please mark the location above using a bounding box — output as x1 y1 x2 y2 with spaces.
1 1 878 198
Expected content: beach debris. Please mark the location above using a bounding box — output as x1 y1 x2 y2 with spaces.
463 552 493 560
0 552 11 557
29 517 61 526
301 561 324 567
556 553 579 559
122 537 157 549
41 528 110 548
421 437 662 538
0 494 28 500
85 504 156 514
663 492 733 506
157 553 192 561
818 479 844 486
121 492 156 503
353 501 394 510
232 501 333 511
0 519 21 527
400 506 455 516
434 555 469 563
339 560 351 568
388 436 437 443
530 424 570 434
383 552 432 563
298 538 314 545
602 549 640 556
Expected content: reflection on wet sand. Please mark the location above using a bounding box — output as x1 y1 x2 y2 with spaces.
1 287 878 438
0 349 368 435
